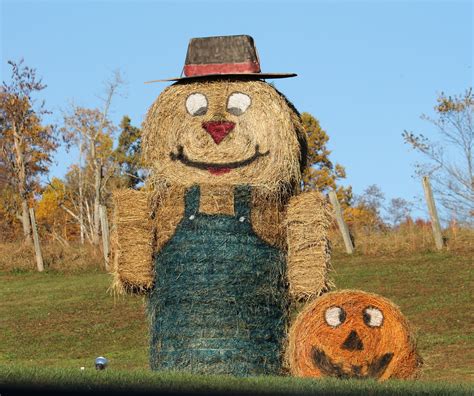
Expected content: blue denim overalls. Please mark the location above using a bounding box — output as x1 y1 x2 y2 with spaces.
148 185 287 376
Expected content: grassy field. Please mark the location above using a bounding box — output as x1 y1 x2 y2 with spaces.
0 250 473 394
1 366 472 395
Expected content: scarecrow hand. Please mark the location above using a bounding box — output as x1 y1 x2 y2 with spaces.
111 189 154 294
285 191 332 300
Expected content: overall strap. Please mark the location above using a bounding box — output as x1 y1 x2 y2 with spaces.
184 185 200 217
233 185 252 219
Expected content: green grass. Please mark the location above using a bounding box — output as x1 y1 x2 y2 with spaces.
0 250 473 393
1 366 473 395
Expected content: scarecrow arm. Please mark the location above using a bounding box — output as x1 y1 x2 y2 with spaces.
285 191 332 300
111 189 154 294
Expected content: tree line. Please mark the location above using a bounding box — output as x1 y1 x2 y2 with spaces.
1 60 472 248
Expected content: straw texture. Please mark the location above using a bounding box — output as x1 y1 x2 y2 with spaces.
287 290 422 380
111 189 154 293
142 79 305 193
112 77 333 375
286 191 333 299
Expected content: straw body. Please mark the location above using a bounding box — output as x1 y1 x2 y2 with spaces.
112 78 333 374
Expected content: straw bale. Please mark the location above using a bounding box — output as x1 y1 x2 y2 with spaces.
137 77 311 374
151 184 186 253
251 189 289 249
111 189 154 293
285 191 332 299
199 184 234 215
287 290 422 380
151 184 289 251
142 79 305 193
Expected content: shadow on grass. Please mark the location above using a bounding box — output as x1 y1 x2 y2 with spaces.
1 366 473 396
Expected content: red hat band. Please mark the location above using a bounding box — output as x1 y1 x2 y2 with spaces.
184 60 261 77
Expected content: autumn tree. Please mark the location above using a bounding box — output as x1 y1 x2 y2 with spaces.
344 184 386 231
301 112 352 206
113 116 144 189
344 184 413 230
403 88 473 225
0 60 57 244
36 177 76 244
0 159 20 241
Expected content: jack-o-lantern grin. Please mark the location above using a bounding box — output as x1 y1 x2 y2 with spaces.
170 144 270 175
288 291 422 380
311 346 394 379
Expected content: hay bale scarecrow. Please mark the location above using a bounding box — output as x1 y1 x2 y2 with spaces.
287 290 422 380
112 35 331 376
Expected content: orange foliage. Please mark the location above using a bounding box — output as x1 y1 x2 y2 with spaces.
35 178 78 241
343 205 384 231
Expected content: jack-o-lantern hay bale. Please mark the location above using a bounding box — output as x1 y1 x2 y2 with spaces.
287 290 422 380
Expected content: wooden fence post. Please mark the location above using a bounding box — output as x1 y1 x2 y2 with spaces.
328 190 355 254
422 176 444 250
29 207 44 272
99 205 110 270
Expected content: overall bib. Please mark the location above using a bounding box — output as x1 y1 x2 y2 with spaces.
148 185 288 376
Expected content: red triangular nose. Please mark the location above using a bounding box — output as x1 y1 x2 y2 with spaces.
202 121 235 144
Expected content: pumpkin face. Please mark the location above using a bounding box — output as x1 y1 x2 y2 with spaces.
288 291 422 380
142 79 304 191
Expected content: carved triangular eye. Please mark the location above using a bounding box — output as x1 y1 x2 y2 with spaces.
324 306 346 327
363 306 384 327
227 92 251 116
186 93 208 116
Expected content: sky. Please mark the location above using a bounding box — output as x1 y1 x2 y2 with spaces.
1 0 472 219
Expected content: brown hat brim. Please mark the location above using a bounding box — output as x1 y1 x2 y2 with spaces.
145 72 297 84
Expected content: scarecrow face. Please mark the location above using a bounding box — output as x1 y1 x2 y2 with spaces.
142 80 303 189
289 291 421 380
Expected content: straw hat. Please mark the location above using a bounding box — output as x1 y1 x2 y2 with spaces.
146 35 297 83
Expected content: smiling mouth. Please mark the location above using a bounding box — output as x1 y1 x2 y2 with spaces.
311 347 393 379
170 145 270 175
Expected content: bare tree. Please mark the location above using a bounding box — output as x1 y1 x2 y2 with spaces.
60 70 124 245
403 88 473 225
92 71 124 244
386 197 413 226
356 184 385 215
351 184 387 232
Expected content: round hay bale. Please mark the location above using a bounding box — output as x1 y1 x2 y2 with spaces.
142 79 306 194
287 290 422 380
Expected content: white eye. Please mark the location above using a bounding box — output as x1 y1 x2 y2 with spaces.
186 93 208 116
363 307 384 327
324 306 346 327
227 92 251 116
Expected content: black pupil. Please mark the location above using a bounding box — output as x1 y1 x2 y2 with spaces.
193 106 207 116
363 311 371 325
228 106 243 116
338 308 346 324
